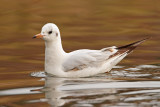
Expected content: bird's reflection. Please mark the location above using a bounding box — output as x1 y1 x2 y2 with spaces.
42 76 118 107
39 75 160 107
42 77 66 107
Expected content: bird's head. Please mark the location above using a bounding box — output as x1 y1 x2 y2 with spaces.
33 23 60 42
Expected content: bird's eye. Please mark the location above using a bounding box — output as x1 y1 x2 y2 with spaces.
48 31 52 34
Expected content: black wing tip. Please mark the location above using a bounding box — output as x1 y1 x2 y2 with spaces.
117 37 151 50
139 36 151 42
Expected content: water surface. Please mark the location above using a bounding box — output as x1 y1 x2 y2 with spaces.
0 0 160 107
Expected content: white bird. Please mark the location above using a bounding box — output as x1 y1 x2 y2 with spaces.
33 23 149 77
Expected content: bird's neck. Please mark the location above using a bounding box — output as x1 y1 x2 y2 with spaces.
45 39 65 56
45 39 66 72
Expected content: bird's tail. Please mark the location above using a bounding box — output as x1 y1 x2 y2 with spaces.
106 37 150 71
116 37 150 54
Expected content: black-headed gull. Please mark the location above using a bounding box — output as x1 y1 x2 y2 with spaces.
33 23 149 77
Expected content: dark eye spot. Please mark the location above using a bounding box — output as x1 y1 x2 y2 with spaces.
56 32 58 36
48 31 52 34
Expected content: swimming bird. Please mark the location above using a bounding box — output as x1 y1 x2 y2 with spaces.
33 23 149 77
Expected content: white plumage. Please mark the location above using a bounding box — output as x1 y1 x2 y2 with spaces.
33 23 148 77
63 47 117 71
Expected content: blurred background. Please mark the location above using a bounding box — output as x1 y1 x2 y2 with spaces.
0 0 160 107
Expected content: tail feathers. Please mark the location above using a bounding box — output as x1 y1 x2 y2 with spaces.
116 37 150 54
107 37 150 69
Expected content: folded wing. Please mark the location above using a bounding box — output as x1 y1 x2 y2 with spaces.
62 47 117 72
62 37 150 72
